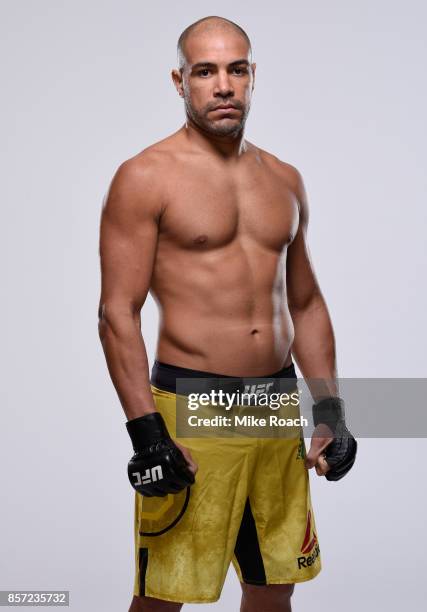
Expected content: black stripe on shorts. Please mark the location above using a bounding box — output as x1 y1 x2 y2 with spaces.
234 498 267 585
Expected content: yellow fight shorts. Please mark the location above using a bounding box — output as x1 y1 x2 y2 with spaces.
132 361 321 604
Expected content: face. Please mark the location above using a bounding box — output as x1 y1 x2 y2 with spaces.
173 29 256 137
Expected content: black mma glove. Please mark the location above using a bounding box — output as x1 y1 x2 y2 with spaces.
312 397 357 482
126 412 195 497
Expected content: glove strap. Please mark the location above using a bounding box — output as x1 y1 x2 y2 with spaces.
126 412 170 451
312 397 345 433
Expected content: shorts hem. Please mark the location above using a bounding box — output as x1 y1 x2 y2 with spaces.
240 566 322 586
133 589 221 604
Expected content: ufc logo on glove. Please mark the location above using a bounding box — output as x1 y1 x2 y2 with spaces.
132 465 164 486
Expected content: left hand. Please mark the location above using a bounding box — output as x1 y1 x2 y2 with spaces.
304 423 334 476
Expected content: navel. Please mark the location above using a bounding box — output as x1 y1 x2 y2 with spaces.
194 234 208 245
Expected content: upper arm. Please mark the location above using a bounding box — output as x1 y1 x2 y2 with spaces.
285 166 321 309
98 156 163 316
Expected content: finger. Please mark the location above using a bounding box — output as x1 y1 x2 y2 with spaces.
181 452 198 474
175 442 198 474
304 435 334 469
314 453 332 477
186 456 198 474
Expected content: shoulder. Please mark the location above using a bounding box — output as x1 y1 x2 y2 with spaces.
250 144 305 195
247 143 309 221
104 141 177 221
112 142 173 196
247 145 307 206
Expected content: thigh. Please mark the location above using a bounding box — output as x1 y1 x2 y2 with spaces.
240 583 294 612
129 594 182 611
132 387 259 604
232 436 322 585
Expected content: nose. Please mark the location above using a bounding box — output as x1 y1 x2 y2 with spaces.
213 69 234 98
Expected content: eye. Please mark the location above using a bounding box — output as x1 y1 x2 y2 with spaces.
197 68 211 77
233 66 248 75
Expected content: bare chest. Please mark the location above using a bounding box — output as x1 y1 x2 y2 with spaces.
160 163 299 252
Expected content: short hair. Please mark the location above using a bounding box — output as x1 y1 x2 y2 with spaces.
177 16 252 70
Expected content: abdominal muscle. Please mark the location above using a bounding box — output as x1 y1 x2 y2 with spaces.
151 245 295 377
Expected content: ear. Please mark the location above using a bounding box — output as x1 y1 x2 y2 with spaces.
251 62 256 91
171 68 184 98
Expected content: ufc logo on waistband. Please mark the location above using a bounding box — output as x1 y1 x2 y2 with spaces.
243 382 275 395
132 465 164 485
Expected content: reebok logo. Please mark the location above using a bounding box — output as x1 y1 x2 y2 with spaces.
132 465 163 486
297 511 320 569
301 510 317 554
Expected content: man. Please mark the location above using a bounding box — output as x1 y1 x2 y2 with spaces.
98 15 356 612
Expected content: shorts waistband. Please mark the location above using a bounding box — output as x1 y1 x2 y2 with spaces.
151 360 297 394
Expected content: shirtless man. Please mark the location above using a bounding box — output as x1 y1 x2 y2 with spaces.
98 15 357 612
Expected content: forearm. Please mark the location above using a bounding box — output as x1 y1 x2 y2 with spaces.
289 293 339 400
98 304 156 419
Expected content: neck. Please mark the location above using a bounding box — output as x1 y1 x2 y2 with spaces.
182 116 248 160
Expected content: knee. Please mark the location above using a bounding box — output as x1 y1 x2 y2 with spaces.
129 595 183 611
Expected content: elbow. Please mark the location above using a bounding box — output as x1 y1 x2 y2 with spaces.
97 302 108 342
97 300 140 340
288 290 323 314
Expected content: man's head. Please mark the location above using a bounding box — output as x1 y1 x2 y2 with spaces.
172 16 256 137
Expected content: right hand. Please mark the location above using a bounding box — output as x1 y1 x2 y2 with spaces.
307 397 357 481
126 412 196 497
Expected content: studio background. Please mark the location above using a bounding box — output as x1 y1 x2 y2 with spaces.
1 1 426 610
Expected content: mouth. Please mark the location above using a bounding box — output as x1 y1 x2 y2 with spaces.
211 105 239 115
214 104 237 110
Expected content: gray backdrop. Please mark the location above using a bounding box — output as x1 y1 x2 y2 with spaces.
1 1 426 610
